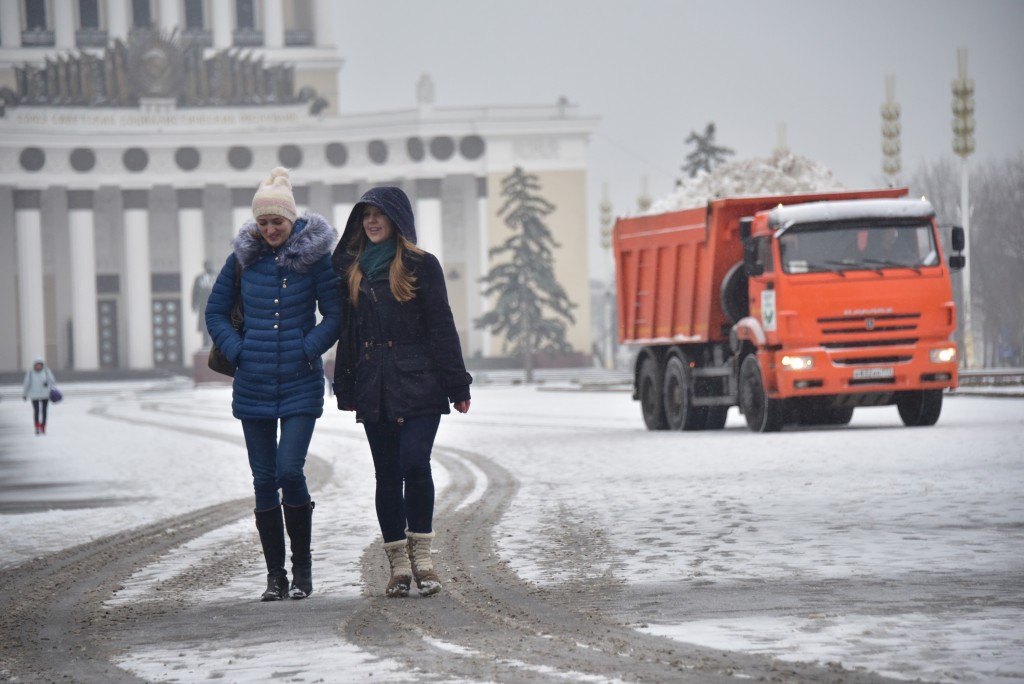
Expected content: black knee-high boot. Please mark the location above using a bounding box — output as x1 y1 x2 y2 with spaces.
254 505 289 601
283 501 315 599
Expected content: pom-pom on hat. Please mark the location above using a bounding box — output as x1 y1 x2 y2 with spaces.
252 166 297 222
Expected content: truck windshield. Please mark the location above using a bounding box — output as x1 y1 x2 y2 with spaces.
778 221 939 275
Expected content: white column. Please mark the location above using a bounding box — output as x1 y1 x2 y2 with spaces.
106 0 129 41
159 0 181 33
477 195 491 357
16 200 45 367
0 0 21 48
212 0 232 48
68 199 99 370
123 200 153 369
312 0 333 47
333 202 354 245
263 0 284 48
416 198 443 264
178 204 205 360
53 0 74 48
232 207 251 234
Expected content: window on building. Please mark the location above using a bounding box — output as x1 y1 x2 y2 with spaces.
236 0 256 30
78 0 100 29
285 0 314 45
132 0 152 28
184 0 205 30
25 0 48 30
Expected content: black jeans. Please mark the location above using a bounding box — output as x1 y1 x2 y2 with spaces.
363 414 441 542
31 399 49 426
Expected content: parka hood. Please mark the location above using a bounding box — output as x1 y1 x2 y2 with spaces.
232 212 338 273
333 187 417 274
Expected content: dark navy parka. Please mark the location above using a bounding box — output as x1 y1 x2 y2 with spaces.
331 187 471 423
206 213 341 420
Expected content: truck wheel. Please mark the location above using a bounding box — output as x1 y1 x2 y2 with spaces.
639 356 668 430
739 355 784 432
896 390 943 426
663 355 699 431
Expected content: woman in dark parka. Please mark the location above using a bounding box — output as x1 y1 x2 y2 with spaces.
206 167 340 601
332 186 472 597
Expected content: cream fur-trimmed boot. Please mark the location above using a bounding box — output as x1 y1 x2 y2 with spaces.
383 539 412 598
407 531 442 596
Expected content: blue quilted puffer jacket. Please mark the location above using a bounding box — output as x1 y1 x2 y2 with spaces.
206 213 341 420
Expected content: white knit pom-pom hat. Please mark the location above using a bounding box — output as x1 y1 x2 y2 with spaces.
252 166 297 222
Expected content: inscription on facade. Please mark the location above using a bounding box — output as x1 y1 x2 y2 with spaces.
513 137 560 160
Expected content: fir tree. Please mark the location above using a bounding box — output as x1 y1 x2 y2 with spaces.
682 122 735 178
475 167 577 382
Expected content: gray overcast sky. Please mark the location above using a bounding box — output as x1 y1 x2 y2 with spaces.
334 1 1024 270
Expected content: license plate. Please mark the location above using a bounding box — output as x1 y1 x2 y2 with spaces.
853 367 894 379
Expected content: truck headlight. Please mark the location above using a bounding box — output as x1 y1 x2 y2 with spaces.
781 355 814 370
930 347 957 363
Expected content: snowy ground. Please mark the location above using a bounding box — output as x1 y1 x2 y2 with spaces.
0 378 1021 683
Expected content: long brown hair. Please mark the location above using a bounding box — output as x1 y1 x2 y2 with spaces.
345 231 424 306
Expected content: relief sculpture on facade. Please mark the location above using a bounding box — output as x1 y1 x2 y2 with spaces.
1 28 319 113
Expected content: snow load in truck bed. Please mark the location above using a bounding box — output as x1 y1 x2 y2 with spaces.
645 151 844 215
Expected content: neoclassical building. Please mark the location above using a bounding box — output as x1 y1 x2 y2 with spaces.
0 0 597 376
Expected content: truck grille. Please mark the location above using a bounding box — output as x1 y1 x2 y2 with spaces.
834 355 913 366
823 338 917 349
817 312 920 350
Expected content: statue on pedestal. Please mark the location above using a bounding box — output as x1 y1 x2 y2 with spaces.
192 260 216 348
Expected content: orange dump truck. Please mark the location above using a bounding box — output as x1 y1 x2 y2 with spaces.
613 188 966 432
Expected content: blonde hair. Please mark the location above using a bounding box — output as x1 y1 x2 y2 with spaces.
346 232 423 307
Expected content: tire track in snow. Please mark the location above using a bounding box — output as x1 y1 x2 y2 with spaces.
341 444 903 683
0 398 334 683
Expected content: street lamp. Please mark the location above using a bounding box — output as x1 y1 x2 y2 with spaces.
952 47 976 367
881 74 901 184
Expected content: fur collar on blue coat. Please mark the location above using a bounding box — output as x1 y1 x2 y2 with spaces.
233 212 337 270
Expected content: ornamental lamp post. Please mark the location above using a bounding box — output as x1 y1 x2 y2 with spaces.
881 74 901 184
952 47 976 368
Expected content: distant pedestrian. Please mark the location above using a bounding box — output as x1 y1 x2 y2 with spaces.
205 167 341 601
22 357 57 435
331 186 472 598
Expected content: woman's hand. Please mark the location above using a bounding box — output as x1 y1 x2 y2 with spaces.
454 400 471 414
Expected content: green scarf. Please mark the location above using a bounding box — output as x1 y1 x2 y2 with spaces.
359 237 397 281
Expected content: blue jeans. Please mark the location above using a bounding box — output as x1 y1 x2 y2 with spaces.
363 414 440 542
241 415 316 511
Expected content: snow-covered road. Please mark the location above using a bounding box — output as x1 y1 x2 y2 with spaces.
0 379 1021 682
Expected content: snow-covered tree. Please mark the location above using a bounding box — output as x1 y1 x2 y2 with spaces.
908 154 1024 367
475 167 577 382
682 122 735 178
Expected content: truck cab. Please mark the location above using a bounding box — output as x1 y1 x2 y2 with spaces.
736 198 963 430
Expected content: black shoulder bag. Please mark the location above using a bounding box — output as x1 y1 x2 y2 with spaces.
207 262 243 377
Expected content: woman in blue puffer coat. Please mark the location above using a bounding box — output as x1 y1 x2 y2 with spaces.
206 167 340 602
332 186 472 598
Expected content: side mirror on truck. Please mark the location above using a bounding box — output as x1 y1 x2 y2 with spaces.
948 226 966 271
951 226 965 251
